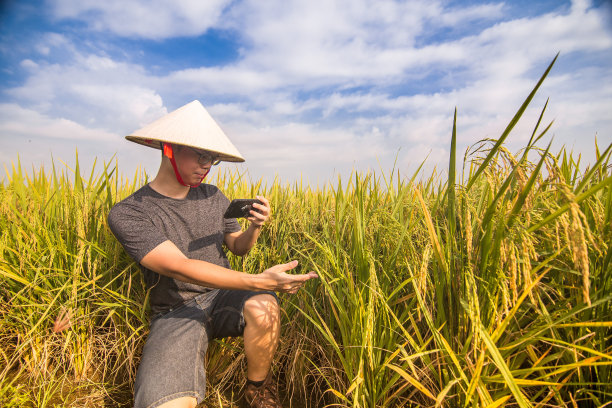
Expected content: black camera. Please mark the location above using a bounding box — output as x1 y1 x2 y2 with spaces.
223 199 262 218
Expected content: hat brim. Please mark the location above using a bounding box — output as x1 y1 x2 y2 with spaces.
124 100 246 163
125 136 245 163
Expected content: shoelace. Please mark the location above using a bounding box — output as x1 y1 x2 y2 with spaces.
248 382 281 408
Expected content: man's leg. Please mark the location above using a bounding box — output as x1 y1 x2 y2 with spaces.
243 293 280 381
133 293 217 408
157 396 197 408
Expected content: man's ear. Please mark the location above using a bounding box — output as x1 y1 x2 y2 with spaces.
161 143 182 157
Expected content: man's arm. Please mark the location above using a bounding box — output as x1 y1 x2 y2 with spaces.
141 240 317 293
225 196 270 256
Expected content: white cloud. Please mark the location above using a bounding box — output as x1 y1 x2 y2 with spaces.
229 0 436 81
469 2 612 70
219 120 394 183
7 51 167 132
48 0 232 39
0 103 162 183
160 0 611 99
163 66 284 96
35 32 75 56
0 103 119 141
20 59 39 70
437 3 505 26
2 0 611 184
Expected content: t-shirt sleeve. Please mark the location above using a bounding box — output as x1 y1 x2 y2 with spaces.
107 202 168 263
218 190 242 234
224 216 241 234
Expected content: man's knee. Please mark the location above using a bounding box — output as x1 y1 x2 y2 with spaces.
156 396 197 408
244 294 279 330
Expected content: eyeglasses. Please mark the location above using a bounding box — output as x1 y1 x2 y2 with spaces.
188 147 221 166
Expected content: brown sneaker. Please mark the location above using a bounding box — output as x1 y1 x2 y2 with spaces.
244 374 282 408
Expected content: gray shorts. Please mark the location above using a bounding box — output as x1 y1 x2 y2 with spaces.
133 289 278 408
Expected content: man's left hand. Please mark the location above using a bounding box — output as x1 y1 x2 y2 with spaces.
248 195 271 227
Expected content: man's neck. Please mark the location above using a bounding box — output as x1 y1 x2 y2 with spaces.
149 163 191 199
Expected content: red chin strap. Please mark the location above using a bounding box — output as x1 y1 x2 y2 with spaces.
163 143 209 188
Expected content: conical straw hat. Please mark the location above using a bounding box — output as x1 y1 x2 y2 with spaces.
126 100 245 162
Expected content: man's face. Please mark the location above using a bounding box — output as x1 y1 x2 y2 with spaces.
174 145 216 185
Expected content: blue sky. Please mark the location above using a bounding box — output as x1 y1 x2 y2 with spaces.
1 0 611 184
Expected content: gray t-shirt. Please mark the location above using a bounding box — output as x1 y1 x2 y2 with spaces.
107 183 241 315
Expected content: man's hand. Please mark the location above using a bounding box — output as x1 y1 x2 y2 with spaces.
248 195 271 227
258 260 318 294
142 241 317 293
225 195 272 256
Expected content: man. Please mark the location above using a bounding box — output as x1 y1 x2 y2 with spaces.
108 100 318 408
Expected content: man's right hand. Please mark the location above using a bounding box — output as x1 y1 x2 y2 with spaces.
258 260 318 294
142 240 318 293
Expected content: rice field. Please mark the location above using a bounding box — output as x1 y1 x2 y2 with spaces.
1 58 611 407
